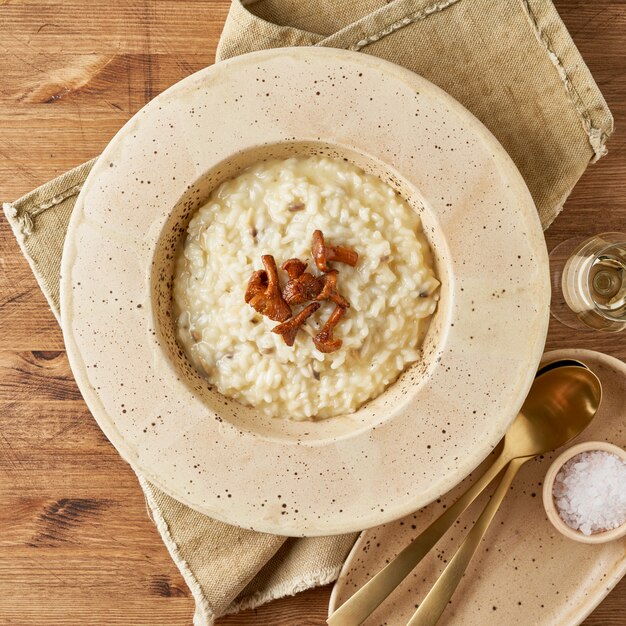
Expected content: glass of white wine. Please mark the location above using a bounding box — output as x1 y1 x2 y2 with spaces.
550 232 626 332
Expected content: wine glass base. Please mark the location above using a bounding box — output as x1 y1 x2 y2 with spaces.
549 236 626 333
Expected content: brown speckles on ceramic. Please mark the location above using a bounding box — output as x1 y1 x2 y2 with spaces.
60 47 549 536
330 350 626 624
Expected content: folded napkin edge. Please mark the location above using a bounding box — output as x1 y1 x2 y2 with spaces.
138 473 216 626
523 0 614 162
3 200 62 323
226 563 342 617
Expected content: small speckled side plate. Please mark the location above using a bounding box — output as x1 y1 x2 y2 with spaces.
60 47 549 536
330 350 626 624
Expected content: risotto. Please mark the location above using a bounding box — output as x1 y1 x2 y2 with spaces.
172 156 439 420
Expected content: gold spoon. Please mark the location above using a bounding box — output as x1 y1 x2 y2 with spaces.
406 364 601 625
328 363 602 626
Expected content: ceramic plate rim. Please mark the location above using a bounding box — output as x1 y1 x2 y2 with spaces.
60 47 550 536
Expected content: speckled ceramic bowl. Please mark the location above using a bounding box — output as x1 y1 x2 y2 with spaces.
60 47 550 536
543 441 626 544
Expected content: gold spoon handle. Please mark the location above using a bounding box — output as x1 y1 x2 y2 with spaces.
327 452 511 626
406 456 530 626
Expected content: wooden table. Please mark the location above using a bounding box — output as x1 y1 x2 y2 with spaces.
1 2 624 624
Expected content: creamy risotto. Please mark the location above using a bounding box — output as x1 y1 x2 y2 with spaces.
172 156 439 420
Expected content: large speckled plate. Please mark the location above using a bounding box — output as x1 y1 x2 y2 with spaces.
330 350 626 624
60 47 549 536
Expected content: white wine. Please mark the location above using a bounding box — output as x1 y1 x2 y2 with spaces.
589 244 626 320
560 234 626 332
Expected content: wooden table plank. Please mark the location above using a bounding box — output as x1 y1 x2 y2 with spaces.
0 1 624 625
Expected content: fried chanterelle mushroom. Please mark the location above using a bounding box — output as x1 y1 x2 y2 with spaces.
244 230 357 353
282 258 323 305
315 269 349 309
244 255 292 322
272 302 320 346
311 229 359 272
313 305 346 353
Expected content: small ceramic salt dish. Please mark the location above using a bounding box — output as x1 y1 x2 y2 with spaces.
543 441 626 544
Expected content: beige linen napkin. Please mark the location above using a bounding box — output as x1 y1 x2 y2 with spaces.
3 1 613 624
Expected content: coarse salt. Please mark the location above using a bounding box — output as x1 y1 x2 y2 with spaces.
553 450 626 536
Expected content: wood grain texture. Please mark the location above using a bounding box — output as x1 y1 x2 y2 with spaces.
0 1 624 624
